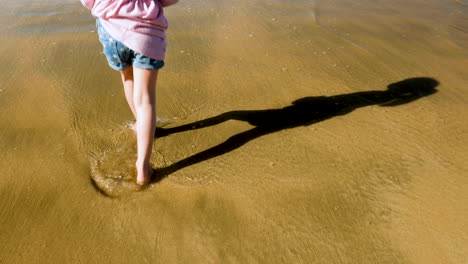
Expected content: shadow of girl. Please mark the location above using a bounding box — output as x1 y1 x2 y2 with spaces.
152 77 438 182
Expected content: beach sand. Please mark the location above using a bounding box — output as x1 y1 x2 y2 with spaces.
1 0 467 263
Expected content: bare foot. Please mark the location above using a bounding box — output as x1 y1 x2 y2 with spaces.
136 162 153 186
129 118 174 134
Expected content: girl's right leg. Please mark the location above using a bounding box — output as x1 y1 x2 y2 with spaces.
133 67 158 185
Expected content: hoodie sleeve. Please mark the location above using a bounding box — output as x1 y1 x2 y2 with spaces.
159 0 179 7
80 0 95 10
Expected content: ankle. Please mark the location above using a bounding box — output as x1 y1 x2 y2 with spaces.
136 160 150 170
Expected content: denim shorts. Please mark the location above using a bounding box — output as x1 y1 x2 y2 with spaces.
96 19 164 71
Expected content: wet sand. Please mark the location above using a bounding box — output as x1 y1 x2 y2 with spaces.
1 0 467 263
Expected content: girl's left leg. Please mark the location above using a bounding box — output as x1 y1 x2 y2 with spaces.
120 66 137 121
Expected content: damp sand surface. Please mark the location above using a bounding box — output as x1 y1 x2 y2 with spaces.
1 0 467 263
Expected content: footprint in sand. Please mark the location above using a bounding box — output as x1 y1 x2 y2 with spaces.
90 149 143 197
89 118 174 197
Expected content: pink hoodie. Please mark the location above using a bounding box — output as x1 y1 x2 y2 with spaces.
81 0 179 60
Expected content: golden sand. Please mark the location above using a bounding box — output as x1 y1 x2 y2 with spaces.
1 0 467 263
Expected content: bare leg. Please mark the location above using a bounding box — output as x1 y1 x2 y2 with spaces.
120 66 137 122
133 68 158 185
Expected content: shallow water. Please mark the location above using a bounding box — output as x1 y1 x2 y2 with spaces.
1 0 467 263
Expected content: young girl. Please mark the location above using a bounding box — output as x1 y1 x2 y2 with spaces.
81 0 179 185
